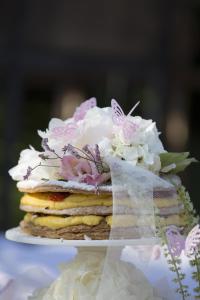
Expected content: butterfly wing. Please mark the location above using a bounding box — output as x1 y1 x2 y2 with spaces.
111 99 125 125
73 97 97 121
166 226 185 257
123 119 138 141
185 224 200 256
51 123 77 139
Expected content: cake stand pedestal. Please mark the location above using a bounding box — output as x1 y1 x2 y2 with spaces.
6 227 161 300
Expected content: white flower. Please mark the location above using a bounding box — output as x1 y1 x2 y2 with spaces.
37 108 114 155
9 147 60 181
74 107 114 148
111 115 164 172
9 101 166 182
38 118 78 157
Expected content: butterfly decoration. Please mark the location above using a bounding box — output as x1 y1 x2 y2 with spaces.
51 122 78 139
185 225 200 256
73 97 97 121
111 99 140 141
165 225 186 257
166 224 200 257
50 98 96 139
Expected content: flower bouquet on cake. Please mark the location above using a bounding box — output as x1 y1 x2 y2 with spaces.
8 98 199 299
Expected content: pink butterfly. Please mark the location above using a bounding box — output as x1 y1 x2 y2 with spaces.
165 226 185 257
111 99 140 141
166 224 200 257
73 97 97 121
50 98 96 139
51 122 77 139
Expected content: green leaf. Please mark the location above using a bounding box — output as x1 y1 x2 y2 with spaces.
160 152 198 174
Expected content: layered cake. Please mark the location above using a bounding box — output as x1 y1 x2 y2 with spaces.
9 98 196 240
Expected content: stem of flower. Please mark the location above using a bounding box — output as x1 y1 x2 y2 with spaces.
170 251 187 300
71 145 93 161
157 222 189 300
69 148 104 173
40 165 59 168
194 253 200 297
52 152 62 159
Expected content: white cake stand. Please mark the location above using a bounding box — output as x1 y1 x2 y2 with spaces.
6 226 159 247
6 227 161 300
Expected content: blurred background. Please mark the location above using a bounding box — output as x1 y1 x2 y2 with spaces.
0 0 200 231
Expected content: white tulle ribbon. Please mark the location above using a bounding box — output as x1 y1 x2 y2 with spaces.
96 159 179 300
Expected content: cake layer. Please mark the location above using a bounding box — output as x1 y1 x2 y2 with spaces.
21 220 157 240
20 192 180 210
21 211 188 240
20 203 184 216
21 193 112 209
20 205 113 216
17 180 177 196
21 220 110 240
24 213 103 229
24 213 188 230
17 180 112 194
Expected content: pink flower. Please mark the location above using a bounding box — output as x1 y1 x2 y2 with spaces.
60 155 110 186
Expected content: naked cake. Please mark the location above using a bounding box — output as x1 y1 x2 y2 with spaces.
9 98 197 240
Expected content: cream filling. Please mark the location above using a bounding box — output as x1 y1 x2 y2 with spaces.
21 193 180 210
106 215 187 227
24 213 187 229
21 193 112 209
24 213 103 229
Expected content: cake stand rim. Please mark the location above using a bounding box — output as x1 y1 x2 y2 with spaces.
5 227 160 247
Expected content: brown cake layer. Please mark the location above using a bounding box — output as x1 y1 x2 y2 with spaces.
20 220 156 240
21 220 110 240
21 211 188 240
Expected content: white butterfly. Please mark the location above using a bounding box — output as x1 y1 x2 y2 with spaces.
185 224 200 256
111 99 140 141
166 224 200 257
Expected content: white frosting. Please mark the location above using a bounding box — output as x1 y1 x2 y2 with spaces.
9 102 165 183
17 179 112 192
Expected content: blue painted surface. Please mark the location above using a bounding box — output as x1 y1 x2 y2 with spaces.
0 233 76 277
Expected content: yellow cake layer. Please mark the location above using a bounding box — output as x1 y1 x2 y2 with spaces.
24 213 103 229
106 215 187 227
24 213 187 229
21 193 180 210
21 193 112 209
